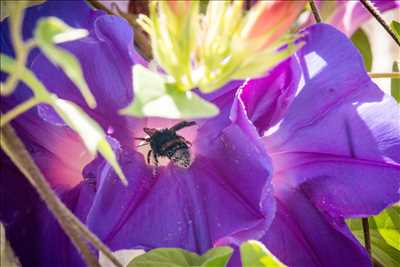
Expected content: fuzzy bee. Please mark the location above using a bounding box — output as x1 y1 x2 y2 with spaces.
135 121 196 168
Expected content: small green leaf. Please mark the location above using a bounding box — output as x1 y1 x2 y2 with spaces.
51 97 127 185
240 240 286 267
34 17 96 108
391 61 400 103
347 207 400 267
390 20 400 41
351 28 373 71
0 1 44 21
127 247 233 267
120 65 219 119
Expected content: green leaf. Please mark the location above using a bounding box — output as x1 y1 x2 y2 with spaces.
127 247 233 267
0 0 44 21
50 97 127 185
120 65 219 119
373 206 400 250
351 28 373 71
347 207 400 267
390 20 400 41
240 240 286 267
34 17 96 108
391 61 400 103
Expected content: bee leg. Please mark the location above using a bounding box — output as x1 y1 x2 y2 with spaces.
153 153 159 167
147 150 152 165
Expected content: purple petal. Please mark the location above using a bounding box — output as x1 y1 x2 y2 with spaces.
11 112 93 187
262 24 400 215
30 14 145 146
262 24 399 160
239 58 301 135
85 119 274 254
272 152 400 218
237 23 399 265
262 187 371 267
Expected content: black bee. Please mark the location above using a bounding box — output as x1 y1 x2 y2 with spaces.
135 121 196 168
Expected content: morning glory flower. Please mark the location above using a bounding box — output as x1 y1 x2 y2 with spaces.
1 1 273 266
1 1 399 267
239 24 400 266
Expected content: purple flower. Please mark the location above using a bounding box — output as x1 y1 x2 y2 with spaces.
240 24 400 266
1 1 399 267
1 1 273 266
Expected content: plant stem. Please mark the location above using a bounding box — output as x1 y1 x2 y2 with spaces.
0 124 100 267
359 0 400 46
0 98 40 127
1 124 124 267
1 124 124 266
309 0 322 23
362 218 372 259
368 72 400 79
86 0 114 14
59 204 124 267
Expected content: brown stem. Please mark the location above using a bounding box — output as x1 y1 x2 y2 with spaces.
359 0 400 46
368 72 400 78
1 124 124 267
63 208 124 267
362 218 372 260
309 0 322 23
0 124 100 267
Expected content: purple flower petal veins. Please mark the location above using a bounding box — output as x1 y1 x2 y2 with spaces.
240 23 400 266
